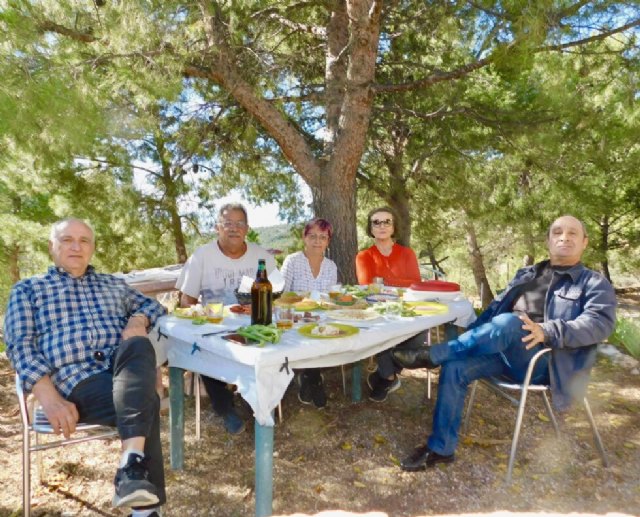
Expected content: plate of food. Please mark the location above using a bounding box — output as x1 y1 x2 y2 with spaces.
327 309 381 322
274 291 305 306
403 301 449 315
292 299 321 312
229 304 251 315
297 323 360 339
173 305 222 323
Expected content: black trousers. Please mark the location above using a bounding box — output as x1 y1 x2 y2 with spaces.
376 330 428 378
201 375 235 416
68 336 166 506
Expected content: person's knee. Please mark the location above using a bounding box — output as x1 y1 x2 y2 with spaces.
115 336 156 366
491 312 521 332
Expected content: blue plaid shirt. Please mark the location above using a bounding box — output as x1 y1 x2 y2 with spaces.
5 265 166 396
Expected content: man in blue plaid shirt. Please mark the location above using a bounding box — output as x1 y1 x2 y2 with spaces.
5 218 167 517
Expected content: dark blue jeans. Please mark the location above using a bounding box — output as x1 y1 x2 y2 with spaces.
67 336 166 506
427 313 549 456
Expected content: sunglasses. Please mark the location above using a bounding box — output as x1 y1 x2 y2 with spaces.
371 218 393 227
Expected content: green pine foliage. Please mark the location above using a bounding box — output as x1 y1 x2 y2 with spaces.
609 318 640 359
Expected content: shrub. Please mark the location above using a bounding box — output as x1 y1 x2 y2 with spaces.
608 317 640 359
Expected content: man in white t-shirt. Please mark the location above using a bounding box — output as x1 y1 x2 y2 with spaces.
176 203 276 434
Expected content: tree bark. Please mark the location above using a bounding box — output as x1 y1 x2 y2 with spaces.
463 215 494 307
195 1 381 276
599 214 612 283
312 169 358 284
8 243 20 283
156 136 188 264
522 224 536 266
8 194 21 282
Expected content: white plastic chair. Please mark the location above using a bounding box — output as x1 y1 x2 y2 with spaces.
16 373 118 517
462 348 609 483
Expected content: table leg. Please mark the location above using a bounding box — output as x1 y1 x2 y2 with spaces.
169 366 185 469
255 418 274 517
351 361 362 402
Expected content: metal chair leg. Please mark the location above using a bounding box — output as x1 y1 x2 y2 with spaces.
426 330 432 399
583 397 609 467
541 392 560 438
23 415 31 517
506 385 531 484
194 373 201 440
462 381 479 434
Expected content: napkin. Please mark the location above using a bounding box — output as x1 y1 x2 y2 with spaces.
238 275 254 293
269 269 285 293
237 269 285 293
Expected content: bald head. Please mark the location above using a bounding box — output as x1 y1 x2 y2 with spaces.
546 215 589 266
48 218 96 277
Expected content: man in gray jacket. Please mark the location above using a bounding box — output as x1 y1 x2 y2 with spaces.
392 215 617 472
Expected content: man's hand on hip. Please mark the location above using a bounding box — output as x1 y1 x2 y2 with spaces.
32 376 79 439
519 313 546 350
122 314 149 340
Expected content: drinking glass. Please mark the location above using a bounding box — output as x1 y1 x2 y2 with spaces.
275 305 294 329
328 284 343 300
205 301 224 323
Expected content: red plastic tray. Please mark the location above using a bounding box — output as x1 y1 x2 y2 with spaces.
409 280 460 292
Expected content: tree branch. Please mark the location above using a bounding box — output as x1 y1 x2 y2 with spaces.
38 21 98 43
539 18 640 52
373 56 492 93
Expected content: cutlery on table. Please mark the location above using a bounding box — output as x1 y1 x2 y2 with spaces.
199 328 239 337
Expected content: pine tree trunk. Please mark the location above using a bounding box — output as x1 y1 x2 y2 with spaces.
388 193 412 247
522 224 535 266
311 176 358 285
464 217 494 307
599 214 612 283
8 243 20 283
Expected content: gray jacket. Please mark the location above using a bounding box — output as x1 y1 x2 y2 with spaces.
470 260 617 409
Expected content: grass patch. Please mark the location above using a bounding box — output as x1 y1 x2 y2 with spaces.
609 317 640 359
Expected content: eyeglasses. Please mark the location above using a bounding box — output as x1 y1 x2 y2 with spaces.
219 220 248 230
306 234 329 242
371 218 393 227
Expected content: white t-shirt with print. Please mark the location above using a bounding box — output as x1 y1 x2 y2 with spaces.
176 241 277 305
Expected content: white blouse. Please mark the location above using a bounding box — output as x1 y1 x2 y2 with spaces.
281 251 338 292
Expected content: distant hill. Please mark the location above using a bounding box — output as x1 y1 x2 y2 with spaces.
253 224 300 255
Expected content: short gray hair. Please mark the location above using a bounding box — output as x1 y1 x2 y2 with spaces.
547 215 588 239
49 218 95 243
217 203 248 223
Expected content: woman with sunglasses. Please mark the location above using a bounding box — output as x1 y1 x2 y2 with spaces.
281 218 338 408
356 206 421 288
356 206 423 402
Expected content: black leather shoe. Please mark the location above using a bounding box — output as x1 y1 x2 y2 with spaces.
400 445 455 472
392 346 438 369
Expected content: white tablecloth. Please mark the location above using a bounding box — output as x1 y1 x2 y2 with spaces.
150 299 476 426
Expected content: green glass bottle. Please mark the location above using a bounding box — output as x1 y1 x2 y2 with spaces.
251 259 272 325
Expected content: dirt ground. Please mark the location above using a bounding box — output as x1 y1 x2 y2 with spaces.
1 305 639 517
